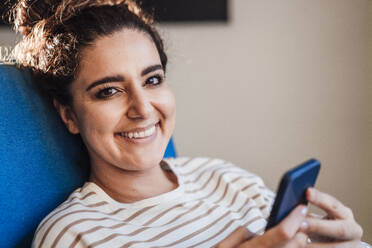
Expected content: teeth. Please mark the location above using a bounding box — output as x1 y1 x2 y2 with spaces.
144 129 151 136
120 125 156 139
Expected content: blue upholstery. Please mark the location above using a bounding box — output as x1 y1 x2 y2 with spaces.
0 64 176 248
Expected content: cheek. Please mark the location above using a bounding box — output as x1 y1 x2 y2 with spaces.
155 89 176 121
74 101 124 137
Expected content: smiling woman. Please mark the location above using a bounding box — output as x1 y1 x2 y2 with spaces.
5 0 367 247
59 29 175 175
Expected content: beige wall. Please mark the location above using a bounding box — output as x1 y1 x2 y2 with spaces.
1 0 371 242
163 0 371 242
367 0 372 241
0 28 18 46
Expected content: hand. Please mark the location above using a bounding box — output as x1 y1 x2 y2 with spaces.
301 188 363 247
216 205 309 248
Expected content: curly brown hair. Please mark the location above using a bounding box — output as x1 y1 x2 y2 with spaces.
8 0 167 105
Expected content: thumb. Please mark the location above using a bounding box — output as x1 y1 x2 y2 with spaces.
263 205 308 246
217 226 252 248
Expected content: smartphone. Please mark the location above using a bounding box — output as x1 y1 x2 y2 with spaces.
265 158 321 230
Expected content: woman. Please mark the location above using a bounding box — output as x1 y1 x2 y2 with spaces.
8 0 364 247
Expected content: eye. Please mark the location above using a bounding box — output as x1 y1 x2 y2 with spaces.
95 87 120 99
146 75 164 87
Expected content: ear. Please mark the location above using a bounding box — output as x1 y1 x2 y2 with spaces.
53 99 80 134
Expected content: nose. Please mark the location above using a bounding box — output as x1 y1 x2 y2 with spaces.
126 87 153 120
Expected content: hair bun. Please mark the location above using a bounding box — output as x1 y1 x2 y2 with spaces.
11 0 60 36
10 0 160 82
11 0 152 36
55 0 152 25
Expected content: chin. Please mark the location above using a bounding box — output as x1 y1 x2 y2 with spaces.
120 152 164 171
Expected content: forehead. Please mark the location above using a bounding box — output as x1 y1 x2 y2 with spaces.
76 28 161 83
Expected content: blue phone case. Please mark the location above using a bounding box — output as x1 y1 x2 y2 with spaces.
265 159 321 230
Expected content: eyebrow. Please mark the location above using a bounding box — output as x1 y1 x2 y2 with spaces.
85 64 163 91
85 75 124 91
141 64 163 76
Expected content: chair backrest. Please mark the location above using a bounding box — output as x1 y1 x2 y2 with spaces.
0 64 176 248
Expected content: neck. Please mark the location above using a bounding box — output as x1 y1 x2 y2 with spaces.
88 160 178 203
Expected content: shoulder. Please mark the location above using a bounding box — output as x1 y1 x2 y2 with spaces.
165 156 265 182
32 184 104 248
164 156 275 216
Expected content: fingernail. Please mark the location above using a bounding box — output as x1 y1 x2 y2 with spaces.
301 207 308 216
311 187 317 194
307 188 314 200
300 221 308 231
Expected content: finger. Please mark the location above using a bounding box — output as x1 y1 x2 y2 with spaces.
264 205 308 245
306 188 353 219
307 213 323 219
304 218 363 240
285 232 308 248
216 226 251 248
307 240 363 248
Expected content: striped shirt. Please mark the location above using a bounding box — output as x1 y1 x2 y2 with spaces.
32 157 275 248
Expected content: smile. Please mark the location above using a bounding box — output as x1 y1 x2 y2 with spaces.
118 124 157 139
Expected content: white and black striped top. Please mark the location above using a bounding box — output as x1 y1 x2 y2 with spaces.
32 157 275 248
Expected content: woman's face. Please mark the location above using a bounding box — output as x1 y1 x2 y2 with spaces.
62 28 176 171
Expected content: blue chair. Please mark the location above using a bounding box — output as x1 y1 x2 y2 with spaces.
0 64 176 248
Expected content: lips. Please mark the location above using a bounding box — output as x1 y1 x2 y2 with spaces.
118 125 156 139
116 122 159 140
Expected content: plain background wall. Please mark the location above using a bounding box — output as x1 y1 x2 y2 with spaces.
1 0 371 242
163 0 372 242
361 0 372 244
367 0 372 242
